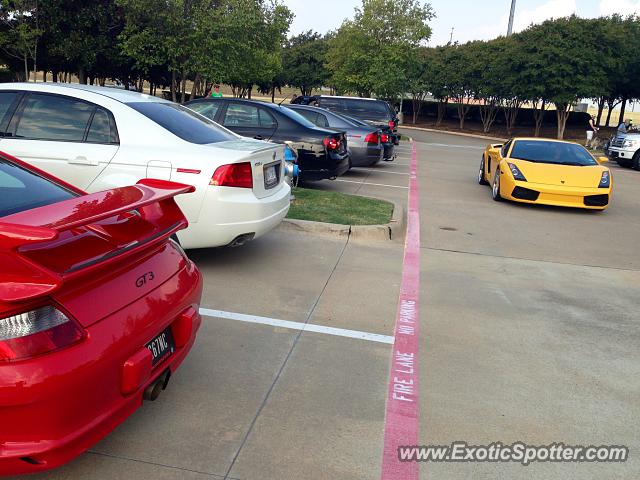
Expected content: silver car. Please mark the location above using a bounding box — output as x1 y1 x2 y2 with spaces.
287 104 384 167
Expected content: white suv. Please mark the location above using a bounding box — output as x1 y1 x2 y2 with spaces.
607 132 640 170
0 83 290 248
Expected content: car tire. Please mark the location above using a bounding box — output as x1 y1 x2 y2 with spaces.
492 169 502 201
632 151 640 171
618 159 631 168
478 155 489 185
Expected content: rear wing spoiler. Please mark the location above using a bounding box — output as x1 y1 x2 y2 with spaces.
0 179 194 303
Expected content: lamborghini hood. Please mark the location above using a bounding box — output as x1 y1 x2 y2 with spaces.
509 159 608 188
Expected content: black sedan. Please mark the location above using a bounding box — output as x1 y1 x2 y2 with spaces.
287 104 383 167
184 98 350 181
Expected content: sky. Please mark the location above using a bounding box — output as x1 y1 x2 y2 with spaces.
283 0 640 45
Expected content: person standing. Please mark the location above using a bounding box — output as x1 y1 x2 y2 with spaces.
586 114 598 149
210 84 223 98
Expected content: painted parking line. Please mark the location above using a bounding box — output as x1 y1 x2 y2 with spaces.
355 168 410 175
380 139 421 480
335 179 409 189
420 142 484 150
199 308 395 344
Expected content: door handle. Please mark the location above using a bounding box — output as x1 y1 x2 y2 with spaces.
254 135 264 140
68 156 98 166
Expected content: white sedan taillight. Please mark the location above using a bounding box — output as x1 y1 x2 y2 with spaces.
210 162 253 188
0 306 85 361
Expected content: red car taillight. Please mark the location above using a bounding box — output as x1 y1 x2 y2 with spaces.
388 120 395 129
381 133 390 143
210 162 253 188
323 137 340 150
364 132 379 144
0 306 85 361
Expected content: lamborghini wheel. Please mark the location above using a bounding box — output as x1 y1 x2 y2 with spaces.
478 155 489 185
492 169 502 201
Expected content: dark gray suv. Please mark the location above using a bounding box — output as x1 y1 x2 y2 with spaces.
292 95 400 144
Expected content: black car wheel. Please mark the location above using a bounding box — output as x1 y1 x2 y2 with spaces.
618 158 632 168
478 155 489 185
632 151 640 171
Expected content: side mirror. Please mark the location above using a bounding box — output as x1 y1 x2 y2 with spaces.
597 156 609 165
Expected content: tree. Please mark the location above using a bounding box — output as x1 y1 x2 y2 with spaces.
282 31 329 96
515 16 608 139
492 37 528 135
405 46 429 124
0 0 40 81
611 15 640 125
119 0 213 100
422 46 450 126
39 0 123 85
472 40 503 133
442 43 476 130
196 0 291 99
326 0 433 99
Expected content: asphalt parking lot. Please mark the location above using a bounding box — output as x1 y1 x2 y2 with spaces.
18 130 639 480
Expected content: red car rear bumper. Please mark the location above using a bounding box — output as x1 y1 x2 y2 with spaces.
0 261 203 475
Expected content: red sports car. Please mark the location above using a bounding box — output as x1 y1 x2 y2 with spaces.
0 152 203 474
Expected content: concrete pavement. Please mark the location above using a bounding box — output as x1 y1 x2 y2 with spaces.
409 129 640 479
15 131 640 480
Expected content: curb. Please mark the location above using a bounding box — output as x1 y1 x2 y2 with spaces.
277 218 350 238
278 199 405 242
399 125 507 142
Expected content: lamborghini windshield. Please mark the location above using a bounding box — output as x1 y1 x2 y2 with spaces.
510 140 597 166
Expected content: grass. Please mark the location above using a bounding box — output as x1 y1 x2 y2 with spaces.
587 105 640 127
287 187 393 225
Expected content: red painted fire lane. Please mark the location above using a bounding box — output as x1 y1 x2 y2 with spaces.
380 139 421 480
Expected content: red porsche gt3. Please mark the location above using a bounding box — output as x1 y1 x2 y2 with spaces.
0 152 203 474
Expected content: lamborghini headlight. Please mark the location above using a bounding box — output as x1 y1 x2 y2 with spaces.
598 171 610 188
508 163 527 181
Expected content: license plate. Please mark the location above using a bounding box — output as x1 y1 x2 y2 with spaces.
146 327 175 366
264 164 278 189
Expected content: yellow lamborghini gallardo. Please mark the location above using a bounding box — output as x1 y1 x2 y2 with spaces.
479 138 612 210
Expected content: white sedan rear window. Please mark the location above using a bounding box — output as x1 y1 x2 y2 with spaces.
128 102 237 144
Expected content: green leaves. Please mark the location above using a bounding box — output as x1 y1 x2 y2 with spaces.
0 0 41 79
326 0 434 98
282 31 329 96
116 0 291 94
403 15 639 137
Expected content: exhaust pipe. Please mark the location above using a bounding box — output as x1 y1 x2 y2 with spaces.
227 233 255 247
143 370 171 402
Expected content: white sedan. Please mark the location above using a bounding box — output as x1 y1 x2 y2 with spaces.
0 83 290 249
